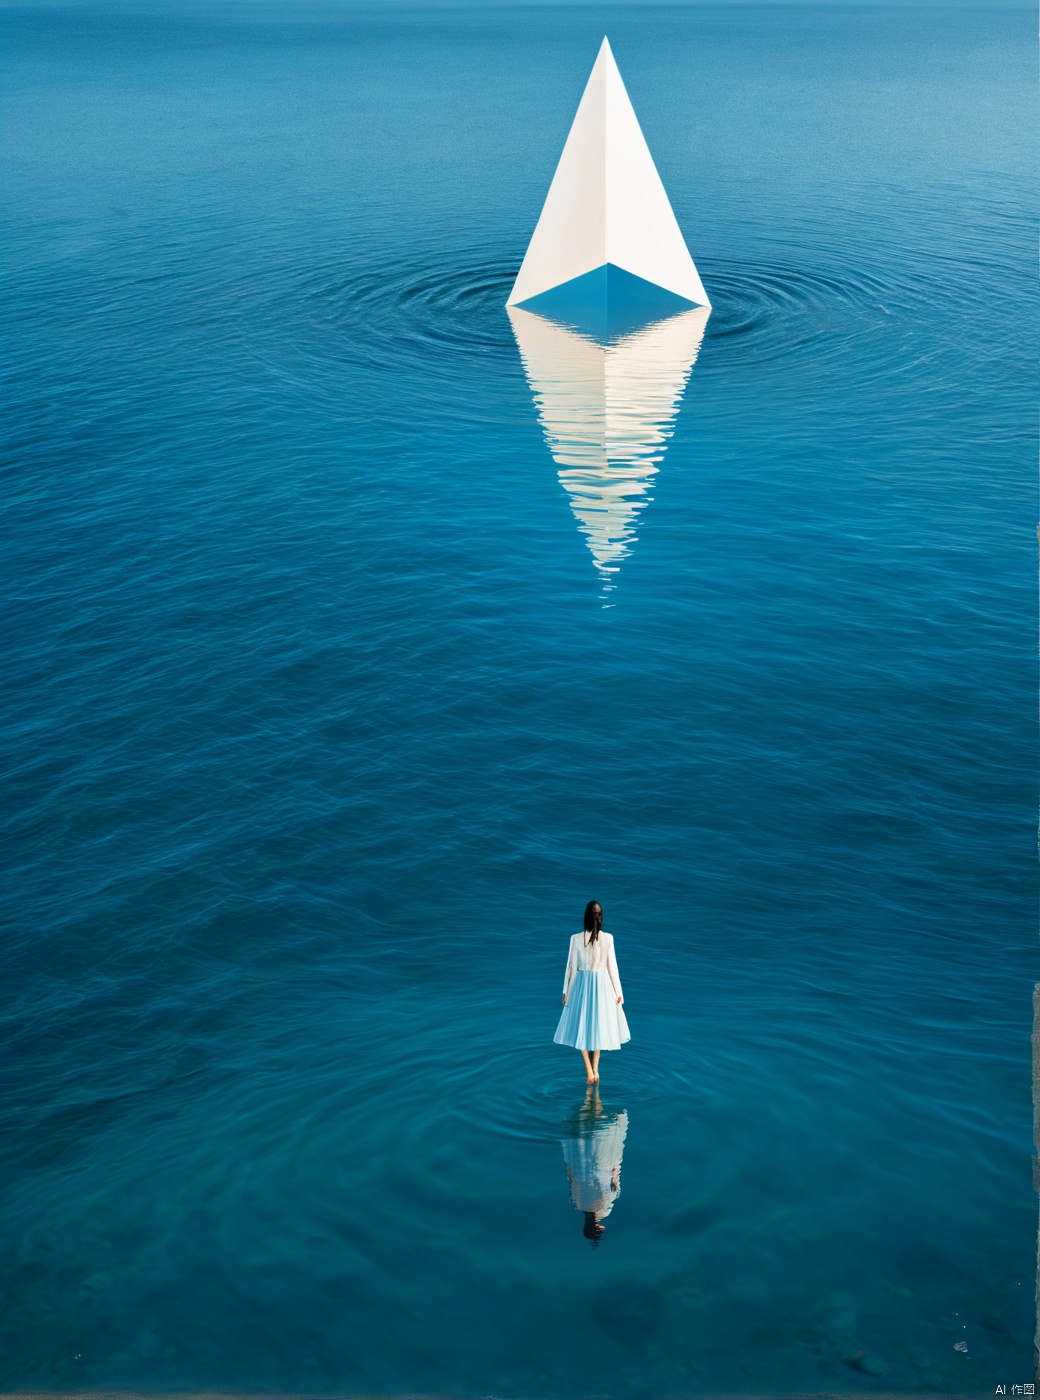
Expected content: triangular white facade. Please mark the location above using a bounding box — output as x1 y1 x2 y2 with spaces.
508 304 710 584
508 38 710 312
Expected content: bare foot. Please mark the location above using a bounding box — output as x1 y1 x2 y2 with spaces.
592 1072 600 1082
586 1072 595 1084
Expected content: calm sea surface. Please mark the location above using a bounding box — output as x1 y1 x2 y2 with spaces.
1 2 1036 1392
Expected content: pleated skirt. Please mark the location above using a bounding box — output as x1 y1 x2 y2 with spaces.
554 969 631 1051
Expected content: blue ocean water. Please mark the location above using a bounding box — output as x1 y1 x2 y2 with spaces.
1 1 1036 1392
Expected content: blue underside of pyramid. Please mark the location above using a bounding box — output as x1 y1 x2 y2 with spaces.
515 263 699 342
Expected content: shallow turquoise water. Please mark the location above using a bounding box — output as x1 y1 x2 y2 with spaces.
1 2 1036 1392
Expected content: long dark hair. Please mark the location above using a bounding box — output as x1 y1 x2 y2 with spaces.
583 901 603 945
583 1211 604 1242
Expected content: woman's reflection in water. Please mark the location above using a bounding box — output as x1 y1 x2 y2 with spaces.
561 1086 629 1244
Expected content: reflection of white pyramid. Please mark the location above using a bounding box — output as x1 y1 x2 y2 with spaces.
509 305 710 583
507 37 710 323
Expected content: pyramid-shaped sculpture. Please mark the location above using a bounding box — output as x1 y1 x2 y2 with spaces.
507 37 710 333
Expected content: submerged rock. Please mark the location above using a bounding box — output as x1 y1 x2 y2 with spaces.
844 1348 889 1376
591 1283 662 1348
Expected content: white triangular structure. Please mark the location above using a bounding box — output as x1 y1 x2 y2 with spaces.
508 37 710 313
508 304 710 584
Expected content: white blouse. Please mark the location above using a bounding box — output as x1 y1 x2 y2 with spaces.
562 931 624 1003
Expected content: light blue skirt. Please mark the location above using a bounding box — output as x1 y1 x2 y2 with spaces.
554 969 631 1051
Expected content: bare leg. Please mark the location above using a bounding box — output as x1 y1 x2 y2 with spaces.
591 1049 601 1081
580 1049 595 1084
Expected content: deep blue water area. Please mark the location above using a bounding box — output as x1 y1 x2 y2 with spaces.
1 2 1036 1393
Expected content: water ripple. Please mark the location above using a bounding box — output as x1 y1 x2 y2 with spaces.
241 247 939 403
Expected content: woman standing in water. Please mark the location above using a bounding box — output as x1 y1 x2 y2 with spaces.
554 901 630 1082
